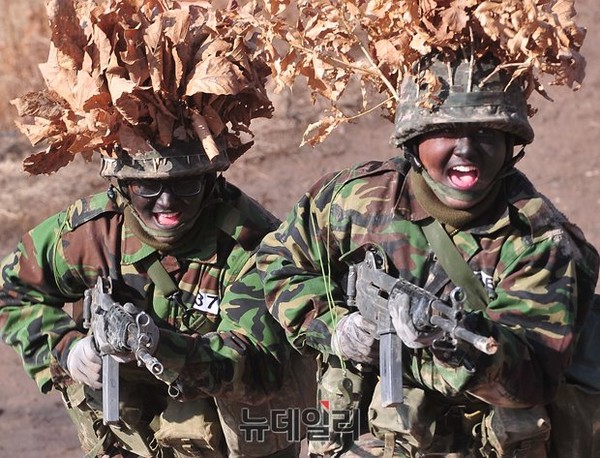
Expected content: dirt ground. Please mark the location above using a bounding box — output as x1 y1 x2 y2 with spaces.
1 1 600 456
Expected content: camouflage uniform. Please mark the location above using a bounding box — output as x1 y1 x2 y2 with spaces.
256 157 599 456
0 177 310 457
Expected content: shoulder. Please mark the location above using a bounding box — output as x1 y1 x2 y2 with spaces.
324 156 408 188
213 180 280 252
309 156 410 202
62 190 121 231
506 171 571 236
506 170 599 274
26 191 119 244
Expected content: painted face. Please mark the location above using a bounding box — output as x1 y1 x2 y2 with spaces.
417 127 509 209
126 176 206 232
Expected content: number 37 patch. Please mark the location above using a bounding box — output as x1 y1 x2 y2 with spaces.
192 291 220 315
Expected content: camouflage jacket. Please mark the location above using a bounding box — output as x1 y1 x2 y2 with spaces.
0 179 285 403
257 157 599 407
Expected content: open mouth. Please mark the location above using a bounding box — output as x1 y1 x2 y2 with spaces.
153 212 182 228
448 165 480 190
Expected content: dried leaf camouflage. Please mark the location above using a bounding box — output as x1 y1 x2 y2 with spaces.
247 0 587 145
11 0 273 174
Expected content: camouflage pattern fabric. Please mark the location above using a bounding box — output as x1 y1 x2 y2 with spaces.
0 178 306 456
256 156 600 455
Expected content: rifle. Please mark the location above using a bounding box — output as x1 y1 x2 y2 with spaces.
346 249 498 408
83 277 164 425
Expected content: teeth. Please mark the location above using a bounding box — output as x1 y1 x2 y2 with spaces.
453 165 475 172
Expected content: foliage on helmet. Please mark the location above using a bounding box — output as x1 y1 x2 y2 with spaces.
11 0 273 175
249 0 586 146
392 54 535 146
99 139 230 180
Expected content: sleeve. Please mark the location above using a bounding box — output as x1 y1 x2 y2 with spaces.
256 173 350 355
469 232 584 406
154 251 293 405
412 229 591 407
0 211 85 393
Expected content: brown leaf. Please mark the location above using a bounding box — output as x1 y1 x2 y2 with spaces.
15 0 587 170
117 124 154 156
23 143 76 175
45 0 88 70
225 137 253 163
301 115 345 146
438 0 477 38
186 57 247 96
121 28 151 85
38 45 80 109
14 118 64 146
10 91 65 120
202 104 227 136
251 0 587 146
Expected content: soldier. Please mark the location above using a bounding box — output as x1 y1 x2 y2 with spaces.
0 1 314 457
0 141 317 458
256 53 599 457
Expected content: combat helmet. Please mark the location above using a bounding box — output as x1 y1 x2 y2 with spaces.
391 53 534 148
100 138 231 180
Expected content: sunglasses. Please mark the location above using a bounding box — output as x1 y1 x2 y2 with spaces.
126 178 204 198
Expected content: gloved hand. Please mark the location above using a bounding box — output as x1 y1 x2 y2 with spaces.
331 312 378 365
389 292 441 349
66 335 102 389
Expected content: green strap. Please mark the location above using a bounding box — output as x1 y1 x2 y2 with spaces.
421 219 489 312
137 256 179 298
137 255 214 333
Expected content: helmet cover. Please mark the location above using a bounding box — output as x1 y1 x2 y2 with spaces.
392 54 534 147
100 139 230 180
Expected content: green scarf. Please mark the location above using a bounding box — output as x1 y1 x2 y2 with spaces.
409 169 503 230
124 205 202 253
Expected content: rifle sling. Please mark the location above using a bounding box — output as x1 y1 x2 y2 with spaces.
137 256 179 299
421 219 488 312
137 255 212 333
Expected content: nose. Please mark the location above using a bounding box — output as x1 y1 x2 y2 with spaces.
453 135 476 158
154 186 176 209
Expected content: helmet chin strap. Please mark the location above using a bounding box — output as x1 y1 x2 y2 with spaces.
495 145 526 180
402 143 423 172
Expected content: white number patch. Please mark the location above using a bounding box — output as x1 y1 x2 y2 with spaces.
193 291 220 315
